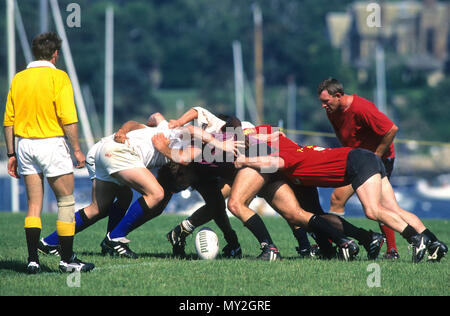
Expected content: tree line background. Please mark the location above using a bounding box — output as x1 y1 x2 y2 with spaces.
1 0 450 144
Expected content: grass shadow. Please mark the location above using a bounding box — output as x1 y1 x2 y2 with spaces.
0 259 54 274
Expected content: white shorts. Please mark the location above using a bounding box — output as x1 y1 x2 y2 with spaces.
95 139 145 185
85 135 114 180
17 137 73 177
85 142 99 180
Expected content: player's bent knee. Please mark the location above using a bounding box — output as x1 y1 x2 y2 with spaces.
227 197 242 217
153 187 165 204
364 208 378 221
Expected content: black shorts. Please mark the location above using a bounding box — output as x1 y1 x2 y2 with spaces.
383 157 395 179
257 173 324 215
345 148 386 191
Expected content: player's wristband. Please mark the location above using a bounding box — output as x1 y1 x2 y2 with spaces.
7 152 16 158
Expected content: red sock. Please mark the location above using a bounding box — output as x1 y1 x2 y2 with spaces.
379 223 397 251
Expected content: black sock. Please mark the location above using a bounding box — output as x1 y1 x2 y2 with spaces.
308 215 347 246
25 228 41 263
422 229 438 243
401 225 418 243
337 217 372 245
59 236 74 262
76 208 97 234
244 214 273 246
223 229 240 248
292 227 311 250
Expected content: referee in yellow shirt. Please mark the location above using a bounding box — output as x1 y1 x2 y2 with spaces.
3 32 94 273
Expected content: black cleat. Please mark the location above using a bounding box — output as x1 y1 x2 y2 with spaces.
384 248 400 260
296 246 312 258
38 238 61 256
101 234 138 259
222 243 242 259
166 224 190 258
337 239 359 261
257 243 281 261
59 254 95 273
26 261 41 274
364 231 384 260
427 240 448 262
409 234 430 263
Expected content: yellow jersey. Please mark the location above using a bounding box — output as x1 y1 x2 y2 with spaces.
3 61 78 139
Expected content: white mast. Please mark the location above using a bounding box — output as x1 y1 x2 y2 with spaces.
7 0 19 213
49 0 94 149
104 6 114 136
232 40 245 121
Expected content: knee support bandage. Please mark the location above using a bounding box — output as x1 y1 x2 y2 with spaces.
56 195 75 236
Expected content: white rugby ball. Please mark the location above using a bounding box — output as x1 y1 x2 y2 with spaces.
195 227 219 260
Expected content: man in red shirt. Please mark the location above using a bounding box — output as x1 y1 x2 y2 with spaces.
234 130 447 263
318 78 399 259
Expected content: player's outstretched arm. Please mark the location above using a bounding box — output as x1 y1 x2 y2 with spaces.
168 108 199 129
183 124 244 157
235 154 285 173
152 133 202 165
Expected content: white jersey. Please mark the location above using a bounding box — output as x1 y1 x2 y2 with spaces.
124 125 186 168
192 106 255 133
93 121 188 185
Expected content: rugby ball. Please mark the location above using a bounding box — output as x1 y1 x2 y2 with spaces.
195 227 219 260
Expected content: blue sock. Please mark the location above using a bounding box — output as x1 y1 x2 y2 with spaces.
109 197 147 240
107 200 128 233
43 210 86 246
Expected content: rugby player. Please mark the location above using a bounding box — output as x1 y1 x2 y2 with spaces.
3 32 93 273
318 78 399 259
235 126 448 263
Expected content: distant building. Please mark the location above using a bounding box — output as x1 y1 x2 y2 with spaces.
327 0 449 85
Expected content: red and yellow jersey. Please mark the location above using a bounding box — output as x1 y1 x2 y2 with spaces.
3 61 78 138
250 124 352 187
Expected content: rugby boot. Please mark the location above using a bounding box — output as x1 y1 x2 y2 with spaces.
26 261 41 274
296 246 312 258
38 238 61 256
59 254 95 273
257 243 281 261
384 248 400 260
364 231 384 260
337 239 359 261
101 234 138 259
409 233 430 263
166 224 190 258
427 240 448 262
222 243 242 259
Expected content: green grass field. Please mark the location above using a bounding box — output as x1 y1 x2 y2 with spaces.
0 212 448 296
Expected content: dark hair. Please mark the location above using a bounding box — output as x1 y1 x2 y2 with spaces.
32 32 62 60
317 78 344 96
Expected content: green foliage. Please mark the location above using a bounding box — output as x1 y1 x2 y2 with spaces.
0 0 448 142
